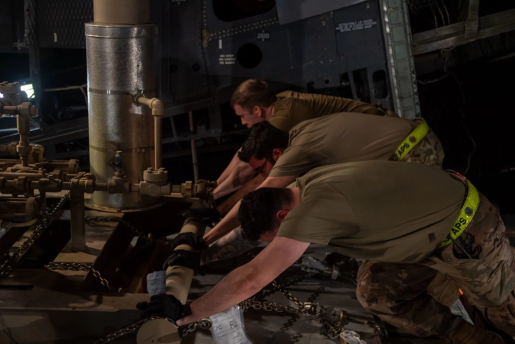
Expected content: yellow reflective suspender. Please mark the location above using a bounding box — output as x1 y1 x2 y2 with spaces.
439 174 480 248
391 119 430 161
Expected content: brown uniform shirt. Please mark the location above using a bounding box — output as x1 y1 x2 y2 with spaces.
269 91 396 132
277 91 396 117
276 161 465 263
269 112 418 178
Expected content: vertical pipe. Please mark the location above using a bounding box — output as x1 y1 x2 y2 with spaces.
135 96 163 171
70 188 86 251
18 137 29 167
188 111 199 183
17 116 31 167
154 116 163 170
155 115 162 170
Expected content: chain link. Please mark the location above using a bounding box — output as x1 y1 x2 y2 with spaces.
321 317 346 338
0 193 119 291
91 267 115 292
45 262 93 271
94 316 164 344
4 201 348 340
239 274 316 316
45 261 116 292
45 261 114 292
44 216 169 292
94 275 313 343
94 272 349 342
239 273 349 338
83 216 171 291
181 317 212 337
273 281 308 311
0 192 70 278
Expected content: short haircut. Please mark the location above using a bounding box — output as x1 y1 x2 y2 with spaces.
230 79 277 112
238 122 289 163
239 188 293 242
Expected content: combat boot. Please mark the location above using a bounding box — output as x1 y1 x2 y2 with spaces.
443 321 505 344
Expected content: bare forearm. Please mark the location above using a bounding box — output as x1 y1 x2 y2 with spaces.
203 200 242 245
207 175 295 244
213 161 255 200
201 227 259 265
216 150 241 185
217 174 265 216
177 238 311 326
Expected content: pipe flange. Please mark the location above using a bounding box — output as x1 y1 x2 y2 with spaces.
143 168 168 185
68 159 80 174
0 82 20 96
182 181 193 197
17 102 37 118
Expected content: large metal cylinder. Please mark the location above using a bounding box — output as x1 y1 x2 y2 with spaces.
85 23 157 210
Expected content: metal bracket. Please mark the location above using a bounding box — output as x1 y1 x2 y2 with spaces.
464 0 480 38
413 9 515 55
379 0 420 119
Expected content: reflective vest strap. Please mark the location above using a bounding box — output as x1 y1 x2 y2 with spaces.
439 179 480 249
391 119 430 161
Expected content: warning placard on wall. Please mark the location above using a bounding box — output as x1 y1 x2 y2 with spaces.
219 54 236 65
336 19 377 33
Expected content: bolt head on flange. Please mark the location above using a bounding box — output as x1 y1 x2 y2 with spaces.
143 168 168 185
0 82 20 94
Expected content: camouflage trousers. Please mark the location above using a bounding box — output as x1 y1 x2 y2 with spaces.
403 126 445 169
357 193 515 337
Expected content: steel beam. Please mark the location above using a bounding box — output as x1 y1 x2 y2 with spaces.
464 0 480 39
379 0 421 119
70 186 87 252
413 9 515 55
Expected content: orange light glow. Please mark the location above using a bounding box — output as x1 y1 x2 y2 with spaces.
459 289 464 296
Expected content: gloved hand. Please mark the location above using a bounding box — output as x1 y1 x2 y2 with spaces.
163 249 203 275
136 293 191 321
168 232 208 252
180 207 221 226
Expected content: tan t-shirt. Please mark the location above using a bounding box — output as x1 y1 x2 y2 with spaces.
269 97 321 132
269 91 397 132
277 91 396 117
276 161 465 263
269 112 418 178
